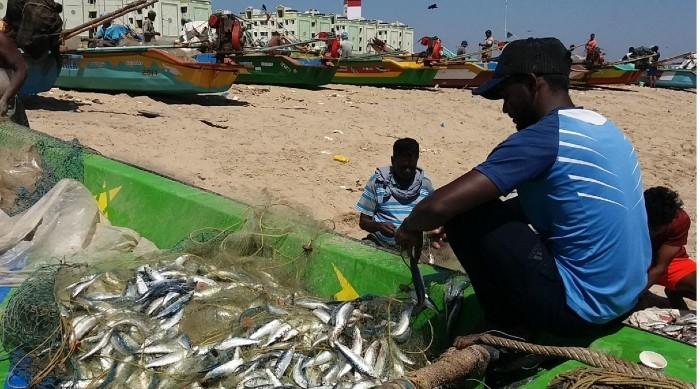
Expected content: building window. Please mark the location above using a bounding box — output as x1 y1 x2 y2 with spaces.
291 20 294 24
180 6 187 14
285 20 288 25
254 32 258 36
89 10 97 18
359 28 362 33
311 21 315 27
254 21 258 25
137 20 143 27
261 31 268 36
88 0 95 4
311 32 316 38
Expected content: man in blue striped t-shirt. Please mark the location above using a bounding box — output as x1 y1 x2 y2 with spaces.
356 138 434 249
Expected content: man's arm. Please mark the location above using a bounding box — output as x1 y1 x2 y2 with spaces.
0 33 26 115
359 213 396 237
400 170 501 232
647 245 680 289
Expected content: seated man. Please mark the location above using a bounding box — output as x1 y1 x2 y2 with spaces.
356 138 433 250
95 19 138 47
644 186 696 309
396 38 650 337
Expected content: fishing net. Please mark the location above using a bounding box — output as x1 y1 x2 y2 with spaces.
0 197 433 388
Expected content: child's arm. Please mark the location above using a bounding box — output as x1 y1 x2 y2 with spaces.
647 244 682 289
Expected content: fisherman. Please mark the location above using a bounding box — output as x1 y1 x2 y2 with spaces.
395 38 650 336
585 33 597 62
647 45 661 88
644 187 696 310
622 46 635 61
95 18 138 47
340 31 353 58
142 10 160 43
356 138 435 250
478 30 495 62
267 31 289 55
456 40 468 56
418 36 443 62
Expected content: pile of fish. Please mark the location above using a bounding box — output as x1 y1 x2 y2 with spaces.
626 308 697 345
57 255 426 388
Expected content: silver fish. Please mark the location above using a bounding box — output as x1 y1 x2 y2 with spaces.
144 266 165 282
264 322 292 347
294 297 331 311
352 381 378 389
249 319 282 340
265 368 283 387
192 275 217 286
330 302 354 345
303 350 334 369
292 357 309 388
145 350 188 368
139 342 183 354
390 305 412 339
79 330 112 361
160 307 185 331
312 334 329 348
274 346 295 378
145 296 166 316
267 304 290 316
155 292 193 319
373 339 388 378
66 274 100 292
393 344 415 366
203 347 244 382
322 363 340 385
113 355 136 383
312 308 331 324
215 337 260 351
70 315 99 347
336 341 376 378
363 340 380 367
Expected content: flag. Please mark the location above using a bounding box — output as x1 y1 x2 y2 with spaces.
261 4 267 11
506 32 513 38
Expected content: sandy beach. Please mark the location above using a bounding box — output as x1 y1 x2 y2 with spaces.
23 83 697 255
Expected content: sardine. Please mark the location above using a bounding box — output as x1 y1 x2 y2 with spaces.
160 307 184 331
352 381 378 389
373 339 388 378
203 347 244 382
145 350 188 368
312 308 331 324
274 346 295 378
265 368 283 387
294 297 331 311
363 340 380 367
330 302 354 345
393 344 415 365
70 315 99 348
249 319 282 340
146 296 166 316
336 341 376 378
322 363 340 385
267 304 290 316
264 322 292 346
215 337 260 351
292 357 309 388
390 305 412 338
135 273 149 295
155 292 193 319
79 330 112 361
303 350 334 368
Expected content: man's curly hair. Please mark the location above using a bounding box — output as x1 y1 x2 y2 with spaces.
644 186 683 231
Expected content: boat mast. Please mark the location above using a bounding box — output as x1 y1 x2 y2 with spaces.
504 0 508 40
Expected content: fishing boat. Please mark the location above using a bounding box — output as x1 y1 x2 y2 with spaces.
641 67 697 89
432 61 494 88
55 46 242 94
569 63 643 86
332 57 439 87
0 123 695 388
197 53 337 87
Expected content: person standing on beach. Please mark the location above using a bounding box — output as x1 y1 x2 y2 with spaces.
395 38 650 337
647 46 661 88
479 30 495 62
356 138 434 250
585 33 597 60
0 30 26 122
142 10 160 43
340 32 352 58
644 187 696 310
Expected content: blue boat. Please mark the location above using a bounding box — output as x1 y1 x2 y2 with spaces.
653 67 697 89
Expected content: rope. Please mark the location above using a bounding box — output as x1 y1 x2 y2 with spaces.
549 367 693 389
477 334 679 381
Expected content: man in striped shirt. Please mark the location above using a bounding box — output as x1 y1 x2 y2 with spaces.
356 138 434 249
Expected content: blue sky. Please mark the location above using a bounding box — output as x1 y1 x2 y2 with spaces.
211 0 697 59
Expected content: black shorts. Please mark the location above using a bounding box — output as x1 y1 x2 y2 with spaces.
445 199 618 336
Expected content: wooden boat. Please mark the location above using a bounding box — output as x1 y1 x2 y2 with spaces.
55 46 242 94
332 57 439 87
229 54 336 87
570 63 643 86
641 67 697 89
0 122 695 387
432 61 494 88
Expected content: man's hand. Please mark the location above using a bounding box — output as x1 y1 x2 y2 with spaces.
395 225 423 254
428 227 447 249
376 222 396 237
